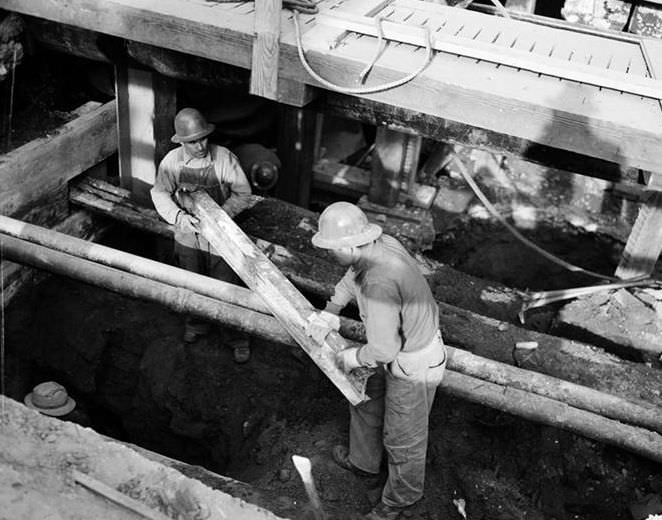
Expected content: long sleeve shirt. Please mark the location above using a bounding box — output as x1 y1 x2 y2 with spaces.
325 235 440 367
151 144 252 223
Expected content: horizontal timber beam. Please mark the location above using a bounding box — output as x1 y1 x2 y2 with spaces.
0 100 117 218
317 93 639 184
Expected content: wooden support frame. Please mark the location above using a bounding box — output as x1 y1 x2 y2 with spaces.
115 66 176 203
274 104 316 207
0 100 117 219
250 0 282 100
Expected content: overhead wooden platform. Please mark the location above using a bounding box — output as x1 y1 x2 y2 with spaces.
3 0 662 173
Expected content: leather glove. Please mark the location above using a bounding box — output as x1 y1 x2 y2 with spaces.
305 310 340 344
336 347 361 373
176 211 199 233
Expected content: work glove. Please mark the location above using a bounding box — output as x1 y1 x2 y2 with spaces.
305 310 340 344
175 210 200 233
336 347 361 373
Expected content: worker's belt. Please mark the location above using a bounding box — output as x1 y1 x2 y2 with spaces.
390 330 446 379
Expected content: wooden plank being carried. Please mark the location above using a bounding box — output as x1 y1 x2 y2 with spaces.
179 190 369 405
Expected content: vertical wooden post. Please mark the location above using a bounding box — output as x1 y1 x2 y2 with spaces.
274 105 316 207
250 0 282 100
115 66 177 203
369 127 421 207
615 174 662 279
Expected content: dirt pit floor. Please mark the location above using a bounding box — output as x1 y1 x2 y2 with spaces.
3 221 661 520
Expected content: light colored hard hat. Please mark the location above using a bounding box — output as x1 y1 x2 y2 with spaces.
312 202 382 249
24 381 76 417
171 108 215 144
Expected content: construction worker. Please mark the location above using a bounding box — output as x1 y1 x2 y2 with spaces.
306 202 447 520
151 107 252 363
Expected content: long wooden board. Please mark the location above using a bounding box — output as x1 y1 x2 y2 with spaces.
180 190 370 405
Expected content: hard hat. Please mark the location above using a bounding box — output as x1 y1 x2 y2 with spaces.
312 202 382 249
24 381 76 417
171 108 215 143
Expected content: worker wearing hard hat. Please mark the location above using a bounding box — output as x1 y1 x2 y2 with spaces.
151 107 252 363
307 202 447 520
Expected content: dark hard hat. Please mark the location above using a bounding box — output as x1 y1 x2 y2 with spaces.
171 108 215 143
312 202 382 249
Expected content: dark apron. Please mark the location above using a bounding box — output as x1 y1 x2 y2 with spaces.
173 152 237 284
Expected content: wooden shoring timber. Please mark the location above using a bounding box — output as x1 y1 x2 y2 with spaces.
3 228 662 461
180 190 370 405
68 177 662 409
0 100 117 218
250 0 282 100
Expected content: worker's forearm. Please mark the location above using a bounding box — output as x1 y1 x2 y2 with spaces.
151 188 181 224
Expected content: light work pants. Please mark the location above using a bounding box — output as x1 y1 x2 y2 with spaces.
348 332 447 508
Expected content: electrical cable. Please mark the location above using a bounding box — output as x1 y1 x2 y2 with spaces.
450 153 618 283
291 10 433 95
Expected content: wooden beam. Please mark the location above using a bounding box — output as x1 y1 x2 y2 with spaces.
180 190 369 405
115 66 176 203
319 93 640 185
615 175 662 279
369 127 422 207
250 0 282 100
274 105 316 207
0 100 117 218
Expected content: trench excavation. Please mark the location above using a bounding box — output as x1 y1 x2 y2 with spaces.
3 10 662 520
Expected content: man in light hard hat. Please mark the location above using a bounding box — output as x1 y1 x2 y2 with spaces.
151 107 252 363
306 202 447 520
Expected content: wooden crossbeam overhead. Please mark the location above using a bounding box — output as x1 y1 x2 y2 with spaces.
3 0 662 171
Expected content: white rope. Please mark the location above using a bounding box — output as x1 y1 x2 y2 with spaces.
451 154 618 282
291 10 433 95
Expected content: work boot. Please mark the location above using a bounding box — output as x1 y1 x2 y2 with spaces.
364 503 405 520
332 445 379 479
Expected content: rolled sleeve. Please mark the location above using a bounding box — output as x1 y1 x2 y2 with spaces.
151 154 182 225
357 282 402 367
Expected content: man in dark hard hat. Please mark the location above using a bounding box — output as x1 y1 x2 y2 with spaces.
306 202 447 520
151 107 252 363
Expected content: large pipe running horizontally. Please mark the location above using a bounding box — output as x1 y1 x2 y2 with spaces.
2 231 662 462
0 215 660 435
